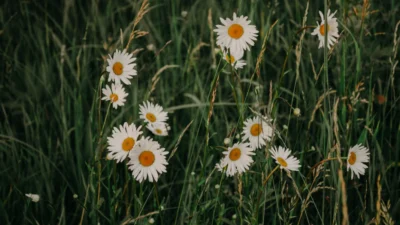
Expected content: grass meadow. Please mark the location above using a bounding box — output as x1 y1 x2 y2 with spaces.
1 0 400 224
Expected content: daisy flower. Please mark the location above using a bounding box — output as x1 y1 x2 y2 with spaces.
146 122 170 136
101 83 128 109
347 144 370 179
223 49 246 70
311 9 339 49
106 49 137 85
270 146 301 171
242 116 273 149
219 142 255 177
107 122 142 163
127 137 168 183
214 13 259 54
139 101 168 124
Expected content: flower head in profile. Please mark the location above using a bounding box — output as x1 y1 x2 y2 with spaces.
223 49 246 70
25 193 40 202
347 144 370 179
270 146 301 171
127 137 168 183
106 49 137 85
139 101 169 124
101 83 128 109
217 142 255 177
214 13 259 54
107 122 142 163
311 9 339 49
146 122 170 136
242 116 273 149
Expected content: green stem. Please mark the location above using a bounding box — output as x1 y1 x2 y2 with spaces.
254 165 280 221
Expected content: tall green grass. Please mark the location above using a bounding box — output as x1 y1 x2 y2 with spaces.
1 0 399 224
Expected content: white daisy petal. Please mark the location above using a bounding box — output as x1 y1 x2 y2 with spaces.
217 142 254 177
101 83 128 109
146 122 170 136
139 101 169 124
214 13 259 53
269 146 301 172
107 122 142 163
106 49 137 85
127 138 168 183
242 116 273 149
346 144 370 180
311 9 339 50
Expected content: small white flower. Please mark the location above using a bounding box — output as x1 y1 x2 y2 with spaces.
219 142 255 177
191 171 196 176
107 122 142 163
127 137 168 183
25 193 40 202
149 218 155 224
73 194 78 199
270 146 301 172
223 49 246 70
139 101 169 124
232 214 237 219
146 122 170 136
101 83 128 109
215 184 220 189
242 116 273 149
223 137 231 145
311 9 340 49
181 11 188 18
214 13 259 54
293 108 301 117
106 49 137 85
347 144 370 179
146 44 155 51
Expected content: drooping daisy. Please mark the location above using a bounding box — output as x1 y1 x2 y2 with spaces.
223 49 246 70
139 101 168 124
107 122 142 163
214 13 259 54
270 146 301 171
242 116 273 149
106 49 137 85
311 9 339 49
101 83 128 109
347 144 370 179
127 137 168 183
219 142 255 177
146 122 170 136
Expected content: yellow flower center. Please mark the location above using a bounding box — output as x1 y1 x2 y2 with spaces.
228 24 244 39
348 152 357 165
229 148 242 161
139 151 155 167
225 54 235 64
146 113 157 122
250 124 262 136
110 93 119 102
277 157 288 167
319 24 330 36
122 137 135 151
155 128 163 134
112 62 123 75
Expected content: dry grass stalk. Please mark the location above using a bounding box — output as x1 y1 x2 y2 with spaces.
295 0 309 80
380 200 395 225
125 0 150 50
254 20 279 77
308 89 336 129
207 75 220 125
376 174 382 225
334 98 349 225
168 120 194 161
155 40 172 57
122 210 160 224
148 65 179 97
389 20 400 93
208 9 216 67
